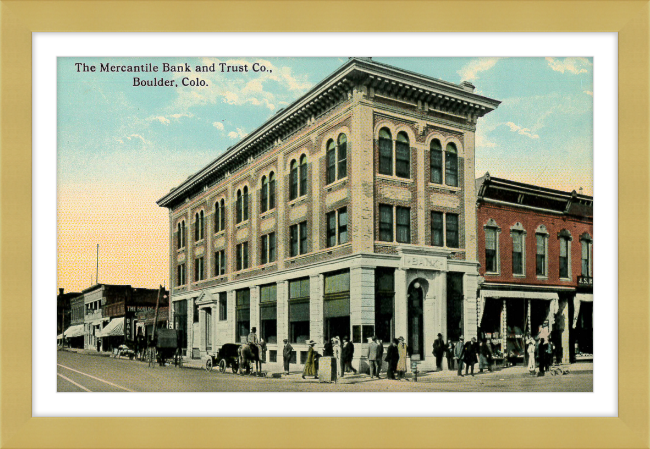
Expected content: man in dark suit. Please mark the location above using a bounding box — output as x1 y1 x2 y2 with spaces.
432 333 445 371
342 336 356 375
282 338 293 375
385 338 399 379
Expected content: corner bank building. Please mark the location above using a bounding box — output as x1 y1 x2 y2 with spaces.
157 58 500 372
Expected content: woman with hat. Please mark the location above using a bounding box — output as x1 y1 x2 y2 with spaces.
302 340 318 379
396 336 408 380
332 337 342 378
282 338 293 376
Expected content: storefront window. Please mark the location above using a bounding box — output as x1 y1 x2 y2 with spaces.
324 270 350 342
235 289 250 343
375 268 395 342
260 284 277 344
289 278 310 343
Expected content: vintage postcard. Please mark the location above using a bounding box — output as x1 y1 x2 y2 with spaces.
57 56 593 392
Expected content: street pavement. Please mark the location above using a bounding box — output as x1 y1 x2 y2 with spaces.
57 349 593 393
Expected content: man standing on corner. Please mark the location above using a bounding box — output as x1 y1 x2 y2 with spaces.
432 333 445 371
342 336 356 376
455 336 465 376
282 338 292 376
367 336 379 378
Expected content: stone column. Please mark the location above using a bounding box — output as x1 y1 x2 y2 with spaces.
463 273 479 341
276 152 286 271
560 298 570 364
350 102 374 253
394 268 408 342
463 129 478 262
416 134 426 246
309 274 324 346
251 285 261 336
277 281 289 345
211 304 218 352
187 297 194 354
198 307 205 352
501 299 507 357
350 266 375 373
228 290 236 343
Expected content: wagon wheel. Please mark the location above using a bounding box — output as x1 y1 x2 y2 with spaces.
232 361 239 374
219 359 227 373
205 358 213 372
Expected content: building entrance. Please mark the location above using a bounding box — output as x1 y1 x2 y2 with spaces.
407 283 424 360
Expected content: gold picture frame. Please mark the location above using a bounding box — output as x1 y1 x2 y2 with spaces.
2 1 647 447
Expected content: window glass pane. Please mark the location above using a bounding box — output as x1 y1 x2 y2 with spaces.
338 208 348 244
261 235 268 264
300 222 308 254
290 161 298 200
379 137 392 175
396 207 411 243
446 214 459 248
395 141 410 178
379 205 393 242
243 242 249 268
560 238 568 257
260 284 277 303
326 212 336 247
536 235 545 254
269 233 276 262
326 140 336 184
431 212 443 246
324 270 350 295
445 143 458 187
337 136 347 179
269 174 276 209
430 139 443 184
485 228 496 249
299 156 308 196
290 225 298 257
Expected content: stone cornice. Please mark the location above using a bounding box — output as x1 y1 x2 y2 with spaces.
157 58 500 209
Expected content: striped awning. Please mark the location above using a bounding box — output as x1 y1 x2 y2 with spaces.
63 324 84 338
97 317 124 338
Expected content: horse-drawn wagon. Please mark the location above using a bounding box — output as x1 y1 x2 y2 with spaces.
148 328 182 367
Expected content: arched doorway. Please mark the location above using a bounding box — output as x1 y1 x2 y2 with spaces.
407 282 425 360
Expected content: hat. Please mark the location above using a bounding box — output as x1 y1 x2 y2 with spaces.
437 333 443 337
307 340 316 346
283 338 288 342
459 336 465 340
398 336 404 341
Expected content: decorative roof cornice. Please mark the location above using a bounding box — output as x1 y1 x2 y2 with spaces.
157 58 501 209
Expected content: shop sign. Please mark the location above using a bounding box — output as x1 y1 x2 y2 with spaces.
125 317 132 340
577 276 593 286
402 255 446 271
127 305 155 313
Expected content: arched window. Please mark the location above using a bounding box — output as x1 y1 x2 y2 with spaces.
337 134 347 180
395 132 410 179
260 175 268 213
177 220 186 249
326 139 336 184
214 201 220 233
236 189 243 223
445 142 458 187
194 211 204 241
289 160 298 200
243 186 249 221
299 155 308 197
219 199 225 231
268 172 276 210
378 128 393 175
430 139 443 184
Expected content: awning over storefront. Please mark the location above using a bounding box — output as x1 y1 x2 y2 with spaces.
57 334 63 340
64 324 85 338
479 290 559 329
573 293 594 328
98 317 124 338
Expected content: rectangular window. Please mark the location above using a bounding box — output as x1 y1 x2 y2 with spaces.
395 141 410 178
289 278 310 344
219 292 227 321
299 163 308 197
269 178 276 210
260 283 277 344
177 263 186 286
220 205 226 231
446 214 459 248
269 232 276 262
243 242 249 269
289 224 298 257
338 207 348 244
378 138 393 175
260 183 268 213
536 234 547 276
261 235 268 265
299 221 308 255
396 207 411 243
559 238 569 278
431 212 443 247
194 257 204 282
243 191 249 221
581 240 591 276
485 228 497 272
214 250 225 276
379 204 393 242
512 232 524 275
235 289 250 344
326 211 336 248
236 243 242 271
326 148 336 184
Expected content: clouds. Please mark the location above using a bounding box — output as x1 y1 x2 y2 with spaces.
545 57 592 75
146 112 193 125
228 128 247 140
584 90 593 96
457 58 500 82
503 122 540 139
212 121 224 130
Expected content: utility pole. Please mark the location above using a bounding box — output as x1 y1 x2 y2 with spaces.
96 244 99 285
151 285 162 345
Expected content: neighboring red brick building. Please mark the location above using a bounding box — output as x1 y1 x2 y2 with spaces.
476 173 593 364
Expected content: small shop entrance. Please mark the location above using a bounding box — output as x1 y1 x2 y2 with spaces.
407 282 424 360
575 301 593 356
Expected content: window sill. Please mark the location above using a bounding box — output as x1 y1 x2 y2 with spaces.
287 196 308 207
324 177 348 191
194 239 205 246
259 261 278 269
376 174 413 184
559 277 572 282
260 209 276 219
213 230 226 238
485 271 501 277
512 274 526 278
176 248 186 253
428 183 461 192
536 276 549 280
235 220 250 229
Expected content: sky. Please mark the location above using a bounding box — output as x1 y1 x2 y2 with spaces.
57 56 593 293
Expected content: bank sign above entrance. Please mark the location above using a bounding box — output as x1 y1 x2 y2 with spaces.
402 255 447 271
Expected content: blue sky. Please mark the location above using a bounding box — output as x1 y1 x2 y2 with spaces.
57 57 593 291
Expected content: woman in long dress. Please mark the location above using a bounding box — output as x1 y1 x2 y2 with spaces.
302 341 318 379
526 335 536 374
396 337 408 380
332 337 342 377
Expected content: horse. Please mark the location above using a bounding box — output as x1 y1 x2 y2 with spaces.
238 343 262 375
